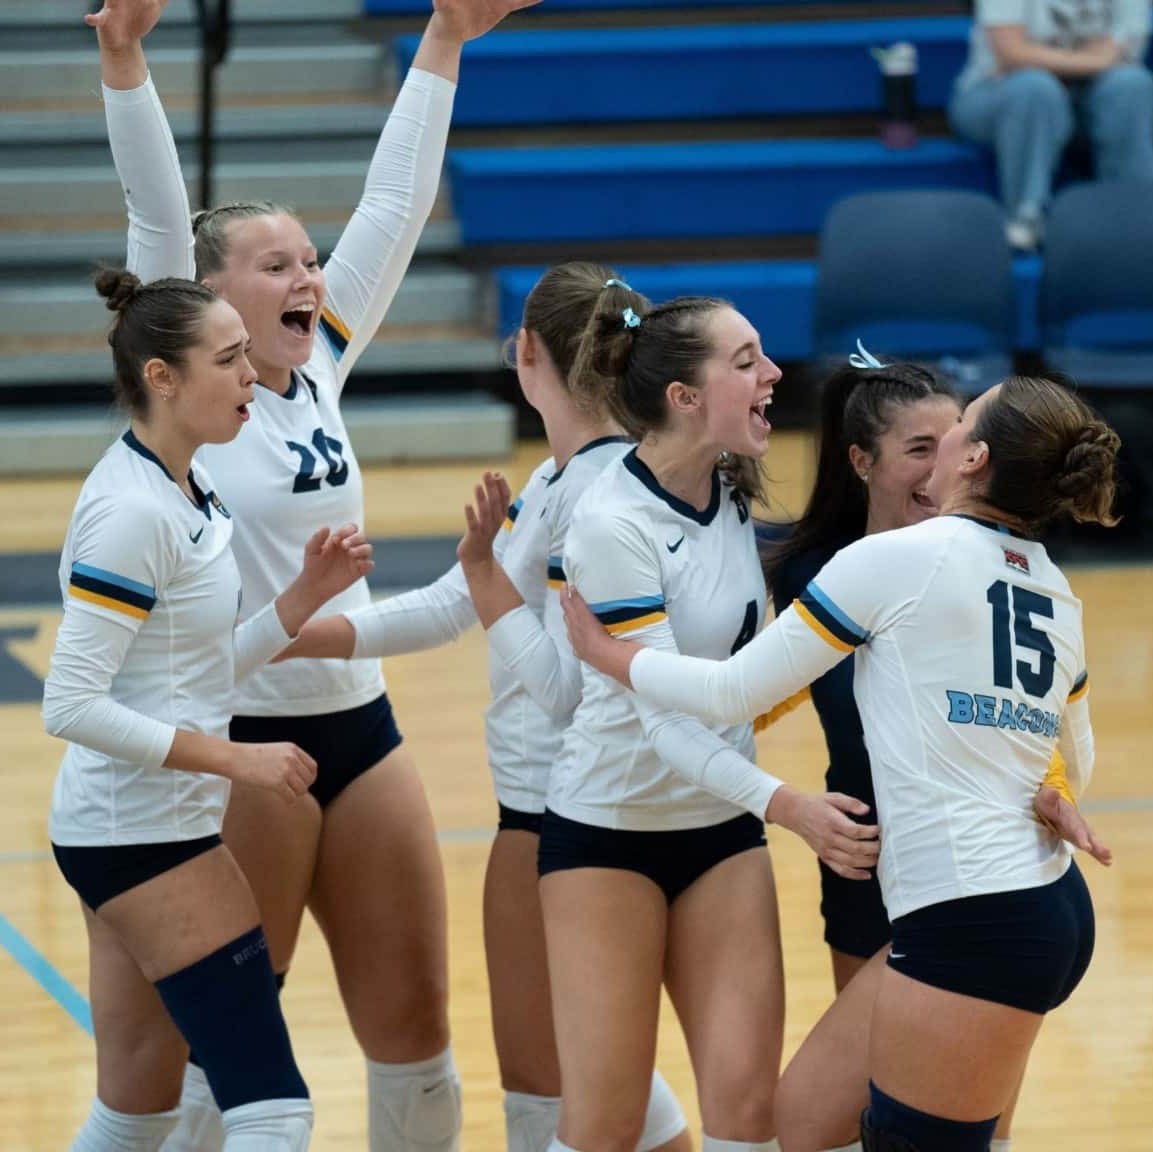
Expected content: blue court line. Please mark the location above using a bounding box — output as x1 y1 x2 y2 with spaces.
0 910 92 1035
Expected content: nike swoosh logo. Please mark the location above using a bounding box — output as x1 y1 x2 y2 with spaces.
666 536 685 554
189 526 205 544
889 952 906 961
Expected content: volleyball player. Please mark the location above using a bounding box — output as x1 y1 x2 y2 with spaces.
44 270 372 1151
281 265 690 1152
759 352 1109 1152
88 0 534 1146
567 375 1118 1152
502 294 879 1152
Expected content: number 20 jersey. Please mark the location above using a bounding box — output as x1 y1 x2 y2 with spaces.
197 357 378 718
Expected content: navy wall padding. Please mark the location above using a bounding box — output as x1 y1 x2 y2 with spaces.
396 18 970 126
448 138 995 244
496 256 1042 362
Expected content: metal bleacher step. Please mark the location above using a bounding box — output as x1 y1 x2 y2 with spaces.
0 265 482 344
0 390 515 476
0 0 365 29
3 42 388 109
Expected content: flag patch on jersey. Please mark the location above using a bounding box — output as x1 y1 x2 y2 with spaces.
795 581 869 652
68 563 156 620
547 556 565 590
590 595 667 636
317 308 350 360
1003 547 1030 575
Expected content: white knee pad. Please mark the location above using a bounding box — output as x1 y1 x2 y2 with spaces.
220 1099 313 1151
638 1071 688 1152
504 1091 562 1152
71 1098 180 1152
701 1138 780 1152
367 1048 462 1152
160 1063 225 1152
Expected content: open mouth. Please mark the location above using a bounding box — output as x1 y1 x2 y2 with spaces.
750 395 773 430
280 304 315 337
912 487 936 511
237 403 250 422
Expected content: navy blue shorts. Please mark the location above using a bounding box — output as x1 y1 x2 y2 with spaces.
498 804 544 835
887 861 1095 1014
53 835 223 910
538 809 767 904
821 754 890 959
229 694 403 809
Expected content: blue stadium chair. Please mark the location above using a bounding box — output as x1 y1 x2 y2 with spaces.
1040 182 1153 389
814 189 1015 391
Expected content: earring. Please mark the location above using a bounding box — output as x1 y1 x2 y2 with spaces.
859 471 870 482
162 389 172 400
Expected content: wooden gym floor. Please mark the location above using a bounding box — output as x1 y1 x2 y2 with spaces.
0 434 1150 1150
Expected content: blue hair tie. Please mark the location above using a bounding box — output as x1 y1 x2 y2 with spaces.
604 277 633 292
848 339 888 370
622 307 641 330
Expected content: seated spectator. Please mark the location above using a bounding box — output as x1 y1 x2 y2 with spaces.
950 0 1153 249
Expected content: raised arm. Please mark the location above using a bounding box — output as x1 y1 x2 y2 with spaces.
459 471 583 722
90 0 195 283
321 0 539 388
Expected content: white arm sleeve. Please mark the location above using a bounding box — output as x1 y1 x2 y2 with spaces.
630 530 913 725
486 591 584 723
350 562 476 658
630 605 850 726
321 68 456 390
569 509 783 820
233 601 293 681
42 497 178 764
1057 672 1094 798
103 76 195 282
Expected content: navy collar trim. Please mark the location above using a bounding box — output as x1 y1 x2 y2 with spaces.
951 513 1030 540
624 447 721 526
547 436 633 487
122 430 211 518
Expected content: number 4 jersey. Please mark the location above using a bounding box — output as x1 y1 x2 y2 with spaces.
630 513 1094 918
198 366 378 717
552 449 773 832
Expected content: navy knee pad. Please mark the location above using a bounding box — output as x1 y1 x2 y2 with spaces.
155 928 307 1111
189 966 287 1070
863 1083 997 1152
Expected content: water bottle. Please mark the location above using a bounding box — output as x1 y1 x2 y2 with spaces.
872 41 919 149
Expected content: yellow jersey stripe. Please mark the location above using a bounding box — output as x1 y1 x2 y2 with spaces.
320 307 351 341
69 586 150 620
1068 678 1090 704
605 611 667 636
754 687 812 733
795 601 855 654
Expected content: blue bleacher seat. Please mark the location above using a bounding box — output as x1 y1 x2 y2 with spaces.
496 256 1042 364
1041 182 1153 389
814 189 1016 390
396 18 970 126
370 0 884 12
448 138 995 244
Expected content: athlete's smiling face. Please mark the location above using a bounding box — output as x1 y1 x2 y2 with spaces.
855 395 962 533
154 298 256 445
206 212 326 379
691 307 780 459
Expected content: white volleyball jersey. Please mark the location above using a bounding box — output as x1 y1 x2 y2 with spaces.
45 434 245 845
552 449 778 831
483 437 634 809
108 67 456 718
630 514 1094 917
198 363 380 717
